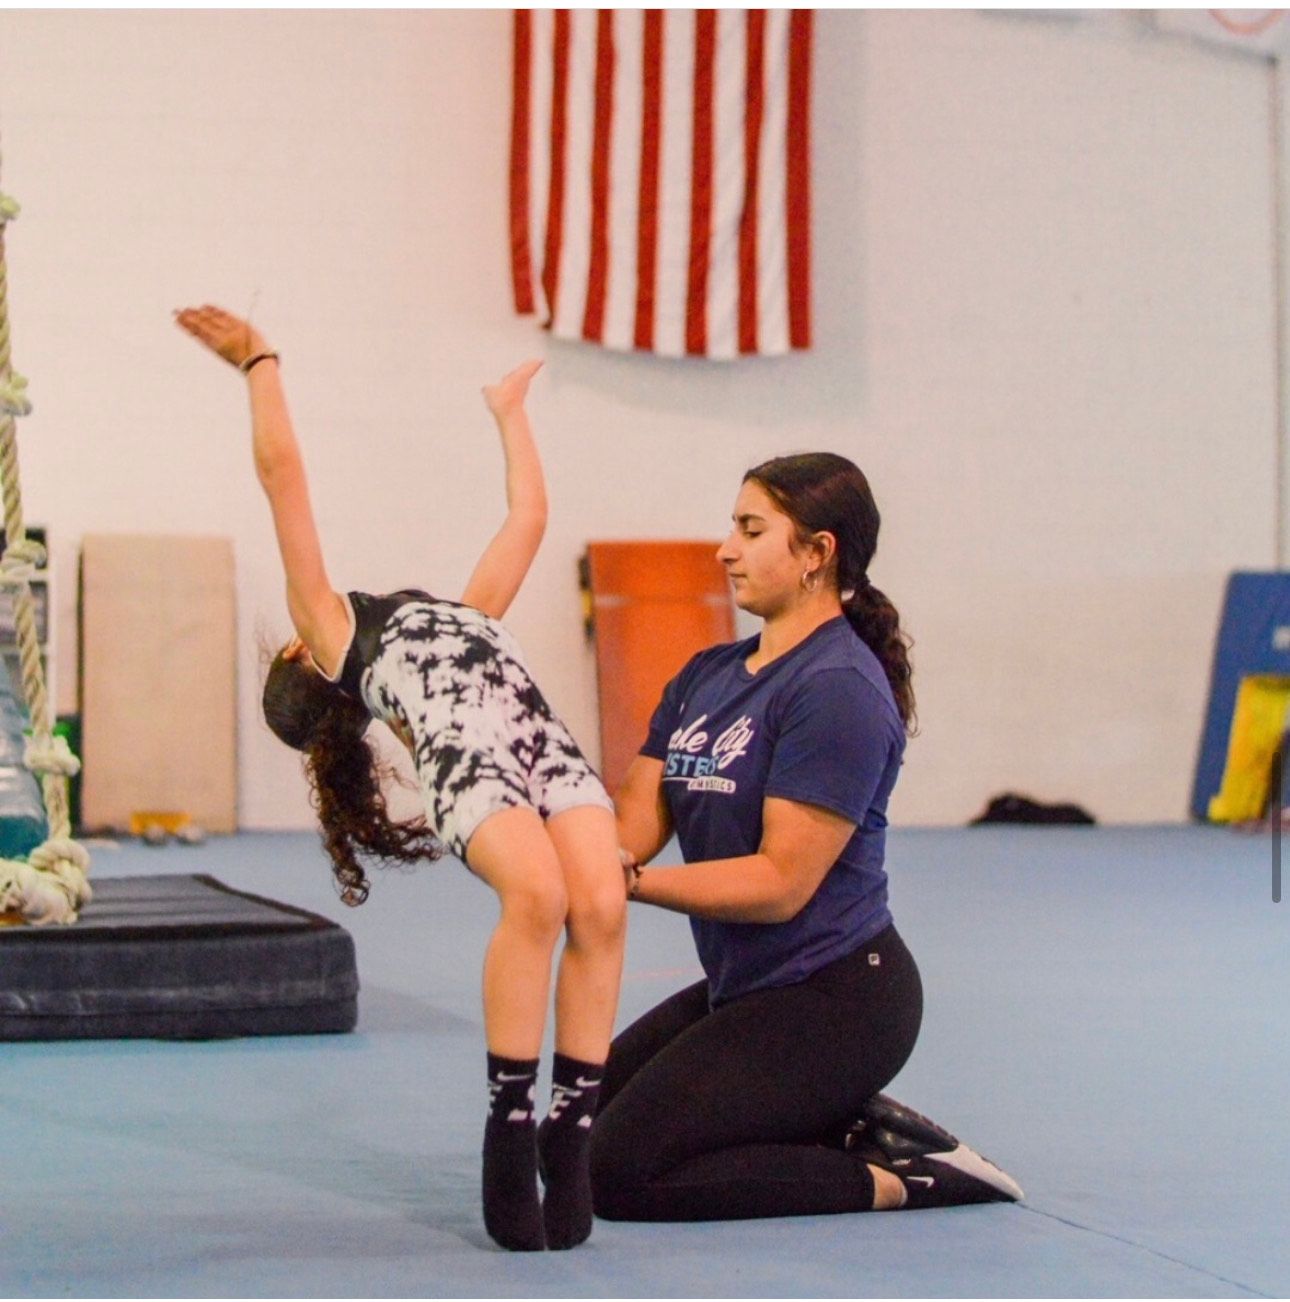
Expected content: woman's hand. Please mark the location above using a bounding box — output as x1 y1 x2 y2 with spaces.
619 846 641 898
174 305 269 369
482 359 543 420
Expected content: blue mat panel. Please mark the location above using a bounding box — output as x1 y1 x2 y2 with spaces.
1192 571 1290 818
0 873 358 1041
0 674 47 858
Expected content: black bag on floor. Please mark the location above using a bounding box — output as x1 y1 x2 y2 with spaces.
970 792 1096 825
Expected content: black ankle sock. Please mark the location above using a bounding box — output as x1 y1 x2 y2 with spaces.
536 1052 603 1250
482 1054 544 1251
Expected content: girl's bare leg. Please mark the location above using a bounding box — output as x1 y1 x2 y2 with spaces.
466 805 568 1058
537 804 628 1248
545 805 627 1062
465 805 569 1252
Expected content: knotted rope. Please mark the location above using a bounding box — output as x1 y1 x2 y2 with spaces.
0 148 91 926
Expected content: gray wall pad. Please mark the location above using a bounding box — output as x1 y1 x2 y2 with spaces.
0 874 358 1040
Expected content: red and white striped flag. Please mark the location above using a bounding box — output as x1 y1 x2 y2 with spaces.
510 9 812 360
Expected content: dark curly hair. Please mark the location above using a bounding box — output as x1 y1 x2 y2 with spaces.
744 452 917 735
262 649 443 905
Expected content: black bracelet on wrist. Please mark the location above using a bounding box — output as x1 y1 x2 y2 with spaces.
240 350 280 375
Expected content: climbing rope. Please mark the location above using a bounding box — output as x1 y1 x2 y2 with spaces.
0 146 91 926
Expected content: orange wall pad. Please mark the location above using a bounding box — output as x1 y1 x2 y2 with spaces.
583 541 734 795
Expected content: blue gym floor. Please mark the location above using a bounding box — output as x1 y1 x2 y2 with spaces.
4 824 1285 1298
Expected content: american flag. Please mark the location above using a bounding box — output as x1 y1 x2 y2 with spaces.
509 9 812 360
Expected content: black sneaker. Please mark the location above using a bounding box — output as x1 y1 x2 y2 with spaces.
845 1093 1024 1209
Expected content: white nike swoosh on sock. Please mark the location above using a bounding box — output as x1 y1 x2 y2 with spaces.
494 1072 533 1082
907 1175 935 1186
574 1077 601 1088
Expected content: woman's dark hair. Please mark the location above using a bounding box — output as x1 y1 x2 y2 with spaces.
744 452 917 734
263 649 443 905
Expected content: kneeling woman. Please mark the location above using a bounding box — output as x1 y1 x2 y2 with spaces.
596 453 1021 1220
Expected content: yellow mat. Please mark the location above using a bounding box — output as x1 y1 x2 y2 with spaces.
1208 673 1290 822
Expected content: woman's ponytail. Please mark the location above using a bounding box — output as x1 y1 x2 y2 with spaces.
841 581 917 734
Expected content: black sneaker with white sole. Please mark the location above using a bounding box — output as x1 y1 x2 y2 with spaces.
844 1093 1024 1209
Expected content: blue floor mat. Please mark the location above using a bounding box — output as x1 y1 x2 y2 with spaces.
3 825 1285 1297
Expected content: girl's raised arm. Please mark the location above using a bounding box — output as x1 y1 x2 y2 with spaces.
174 305 350 669
461 360 548 620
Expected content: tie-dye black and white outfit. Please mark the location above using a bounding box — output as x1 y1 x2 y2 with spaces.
322 588 612 860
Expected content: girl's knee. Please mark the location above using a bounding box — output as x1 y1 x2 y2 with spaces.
566 878 627 949
499 872 568 941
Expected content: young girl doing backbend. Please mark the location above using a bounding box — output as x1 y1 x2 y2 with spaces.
176 305 625 1253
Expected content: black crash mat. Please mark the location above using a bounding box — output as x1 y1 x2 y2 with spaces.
0 874 358 1041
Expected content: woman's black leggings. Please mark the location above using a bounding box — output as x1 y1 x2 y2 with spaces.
589 924 922 1222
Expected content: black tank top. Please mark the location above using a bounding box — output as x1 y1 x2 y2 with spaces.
336 589 434 699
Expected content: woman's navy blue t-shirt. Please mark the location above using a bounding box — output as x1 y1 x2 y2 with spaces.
641 616 905 1006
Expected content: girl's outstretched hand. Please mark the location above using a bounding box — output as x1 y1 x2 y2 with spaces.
174 305 269 369
482 359 543 420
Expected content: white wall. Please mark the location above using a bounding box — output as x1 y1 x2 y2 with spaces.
0 9 1276 828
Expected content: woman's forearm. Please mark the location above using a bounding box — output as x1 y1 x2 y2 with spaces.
616 816 668 871
632 853 802 925
614 759 672 868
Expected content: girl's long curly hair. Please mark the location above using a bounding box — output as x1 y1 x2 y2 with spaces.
262 648 443 905
744 452 918 735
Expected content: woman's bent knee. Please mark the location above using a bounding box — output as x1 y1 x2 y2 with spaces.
589 1112 648 1220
